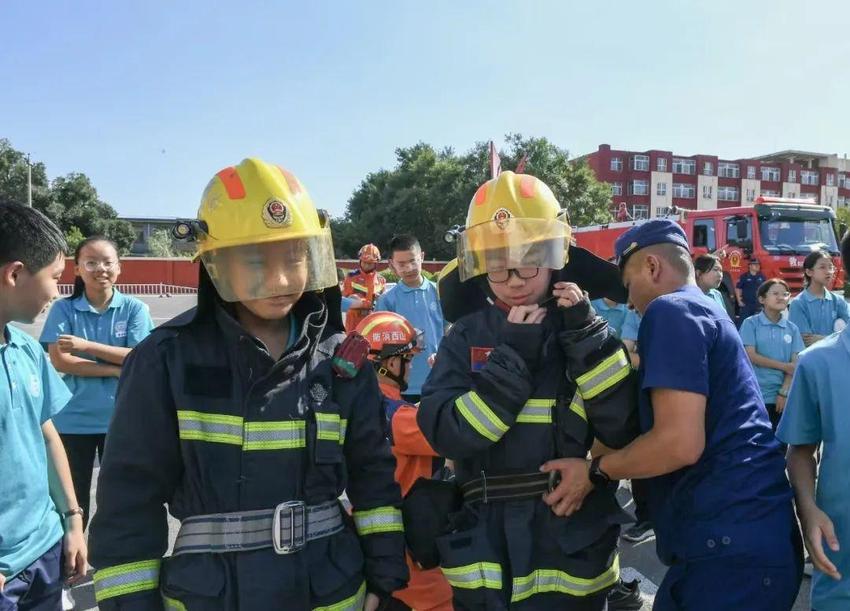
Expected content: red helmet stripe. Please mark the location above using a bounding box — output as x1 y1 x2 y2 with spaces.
473 183 489 206
519 175 536 198
216 167 246 200
276 165 302 195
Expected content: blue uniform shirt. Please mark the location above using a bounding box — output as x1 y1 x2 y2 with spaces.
736 272 765 309
740 313 805 404
638 285 792 564
590 299 628 338
376 277 445 396
704 288 726 311
620 309 641 342
777 327 850 611
1 325 71 578
40 290 154 434
788 287 850 337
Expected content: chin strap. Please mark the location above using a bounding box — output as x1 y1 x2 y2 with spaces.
374 359 409 393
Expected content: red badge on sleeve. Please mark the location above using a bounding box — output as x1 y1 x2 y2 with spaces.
470 347 493 372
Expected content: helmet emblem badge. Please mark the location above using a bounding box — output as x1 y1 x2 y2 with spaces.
493 207 512 229
262 199 292 228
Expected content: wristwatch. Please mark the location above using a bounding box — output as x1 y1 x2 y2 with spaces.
588 456 612 488
61 507 85 521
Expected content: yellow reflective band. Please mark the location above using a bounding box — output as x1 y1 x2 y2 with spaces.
339 418 348 445
516 398 555 424
511 555 619 602
358 313 399 337
243 421 306 450
353 507 404 536
569 394 587 421
312 582 366 611
316 413 341 442
163 595 187 611
442 561 503 590
351 282 370 294
93 559 161 603
575 350 631 400
177 410 243 446
455 391 510 442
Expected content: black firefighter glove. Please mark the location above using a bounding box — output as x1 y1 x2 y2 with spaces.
502 310 546 370
552 281 597 332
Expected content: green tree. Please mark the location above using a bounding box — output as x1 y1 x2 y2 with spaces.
333 135 612 259
147 228 177 257
0 140 136 254
64 226 86 253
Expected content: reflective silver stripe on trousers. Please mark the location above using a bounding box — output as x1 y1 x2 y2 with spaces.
172 500 343 555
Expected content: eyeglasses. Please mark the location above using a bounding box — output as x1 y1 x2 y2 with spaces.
81 260 118 272
486 268 539 283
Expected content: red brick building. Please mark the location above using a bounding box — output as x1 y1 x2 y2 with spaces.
582 144 850 220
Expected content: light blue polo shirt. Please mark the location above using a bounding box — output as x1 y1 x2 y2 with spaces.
740 312 805 404
591 299 628 338
40 290 154 434
705 288 726 311
777 326 850 611
621 309 641 342
1 325 71 578
788 287 850 337
375 277 445 396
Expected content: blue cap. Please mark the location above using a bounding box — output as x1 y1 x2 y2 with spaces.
614 219 690 269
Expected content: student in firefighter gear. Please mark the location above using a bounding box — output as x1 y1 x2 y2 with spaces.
353 312 454 611
88 159 408 611
417 172 640 610
343 244 387 333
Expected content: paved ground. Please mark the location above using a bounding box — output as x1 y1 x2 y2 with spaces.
14 295 811 609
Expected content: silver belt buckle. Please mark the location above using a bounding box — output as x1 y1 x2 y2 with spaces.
272 500 307 554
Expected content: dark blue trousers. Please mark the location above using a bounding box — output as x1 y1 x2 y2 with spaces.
0 539 63 611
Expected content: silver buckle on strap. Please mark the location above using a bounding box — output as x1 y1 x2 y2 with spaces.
272 500 307 554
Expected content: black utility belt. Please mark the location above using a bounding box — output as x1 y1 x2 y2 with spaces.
460 471 560 504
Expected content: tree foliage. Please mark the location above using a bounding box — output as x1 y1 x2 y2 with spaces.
148 228 178 258
332 134 613 259
0 139 136 254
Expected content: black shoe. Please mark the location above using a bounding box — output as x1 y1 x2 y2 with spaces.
607 578 643 610
621 521 655 543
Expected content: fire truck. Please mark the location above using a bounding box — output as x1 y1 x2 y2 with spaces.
573 197 845 307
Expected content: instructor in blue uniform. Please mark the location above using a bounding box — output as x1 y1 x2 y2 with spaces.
542 219 802 610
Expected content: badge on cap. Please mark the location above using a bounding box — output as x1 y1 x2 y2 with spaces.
262 199 292 228
622 241 639 257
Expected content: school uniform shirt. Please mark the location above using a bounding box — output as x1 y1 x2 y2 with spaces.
590 299 628 338
0 325 72 578
704 288 726 311
40 290 154 434
621 309 641 342
777 326 850 611
740 313 805 404
375 277 445 396
788 287 850 337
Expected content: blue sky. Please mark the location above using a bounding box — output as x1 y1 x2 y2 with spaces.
3 0 850 219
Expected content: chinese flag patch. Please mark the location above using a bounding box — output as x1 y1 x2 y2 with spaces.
470 347 493 372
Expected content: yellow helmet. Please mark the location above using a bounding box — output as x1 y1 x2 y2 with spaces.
457 171 571 281
184 158 337 302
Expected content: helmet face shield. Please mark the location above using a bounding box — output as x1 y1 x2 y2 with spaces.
457 217 571 282
200 231 337 302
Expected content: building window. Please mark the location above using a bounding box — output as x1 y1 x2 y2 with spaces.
839 196 847 208
718 186 739 201
672 158 696 174
702 185 713 199
656 206 673 216
760 190 781 197
610 157 623 172
656 182 667 196
673 183 695 198
610 182 623 196
827 173 836 187
787 192 797 199
746 188 756 202
693 219 717 250
631 180 649 196
828 195 835 206
632 154 649 171
761 167 780 182
703 162 713 176
747 166 757 179
718 162 740 178
839 174 848 188
657 158 668 172
633 205 650 220
787 170 797 183
801 170 819 185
